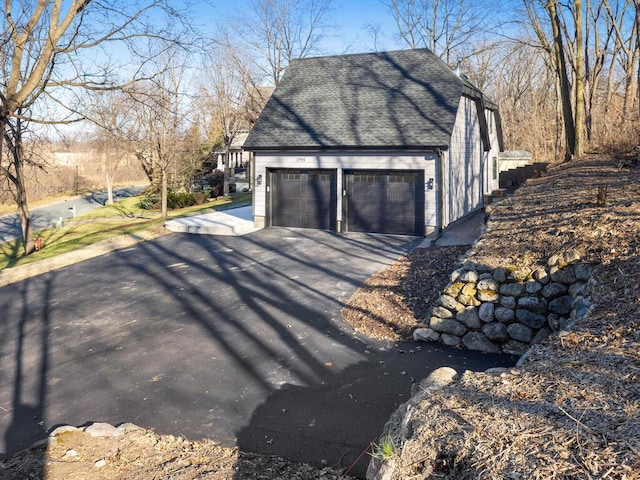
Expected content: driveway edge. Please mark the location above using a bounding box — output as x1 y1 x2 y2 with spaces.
0 227 169 288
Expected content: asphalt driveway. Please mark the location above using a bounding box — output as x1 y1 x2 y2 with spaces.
0 228 515 476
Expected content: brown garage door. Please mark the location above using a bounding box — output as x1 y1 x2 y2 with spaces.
270 169 337 230
345 170 424 235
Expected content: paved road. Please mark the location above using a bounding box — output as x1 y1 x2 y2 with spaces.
0 228 516 476
0 186 144 243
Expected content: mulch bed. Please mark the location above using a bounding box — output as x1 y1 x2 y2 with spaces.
341 245 469 341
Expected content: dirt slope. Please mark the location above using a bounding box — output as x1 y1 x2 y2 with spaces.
357 156 640 479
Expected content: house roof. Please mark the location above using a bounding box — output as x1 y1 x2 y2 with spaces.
244 48 479 152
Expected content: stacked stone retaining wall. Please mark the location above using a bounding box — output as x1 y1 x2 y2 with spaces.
413 250 593 355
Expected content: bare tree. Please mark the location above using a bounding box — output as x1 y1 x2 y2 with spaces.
130 49 192 217
602 0 639 120
0 0 188 255
85 90 138 204
240 0 334 85
202 40 257 194
384 0 499 64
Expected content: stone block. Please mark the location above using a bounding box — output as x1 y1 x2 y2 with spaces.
569 282 586 298
500 296 517 309
477 290 499 302
432 306 454 319
457 293 481 307
419 366 458 390
462 331 500 353
441 333 462 346
575 263 593 281
562 249 581 265
571 296 590 320
117 423 143 433
456 306 481 329
533 267 550 285
413 327 440 342
460 270 479 283
509 267 531 282
50 425 81 437
479 302 495 322
549 295 572 315
507 323 534 343
482 322 509 341
548 313 561 331
83 422 123 438
444 282 464 298
517 296 548 314
440 294 461 311
500 282 525 297
503 340 530 356
559 316 572 330
515 309 547 329
461 282 477 297
542 282 568 299
495 306 516 323
492 268 507 283
550 265 577 284
477 279 499 291
525 279 543 294
548 254 562 267
429 317 467 336
450 268 465 282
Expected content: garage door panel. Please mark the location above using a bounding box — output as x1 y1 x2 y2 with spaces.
271 169 336 230
346 171 424 235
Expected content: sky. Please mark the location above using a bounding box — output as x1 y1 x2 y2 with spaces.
190 0 403 56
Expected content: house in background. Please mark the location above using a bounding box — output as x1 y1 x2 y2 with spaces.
243 48 504 236
213 131 252 192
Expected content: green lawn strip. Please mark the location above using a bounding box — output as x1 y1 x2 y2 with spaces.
0 193 253 270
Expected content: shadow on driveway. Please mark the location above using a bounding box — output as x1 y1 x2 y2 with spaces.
0 228 515 479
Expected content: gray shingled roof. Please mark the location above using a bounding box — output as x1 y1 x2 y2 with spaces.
244 48 467 151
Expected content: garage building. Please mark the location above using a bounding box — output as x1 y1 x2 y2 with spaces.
243 48 504 236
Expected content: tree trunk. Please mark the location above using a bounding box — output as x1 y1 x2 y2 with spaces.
636 0 640 118
161 167 168 218
547 0 576 161
104 143 114 205
106 176 114 205
223 144 231 196
1 115 35 255
575 0 585 157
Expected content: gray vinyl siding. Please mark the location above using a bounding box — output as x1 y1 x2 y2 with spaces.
444 96 483 226
484 109 501 193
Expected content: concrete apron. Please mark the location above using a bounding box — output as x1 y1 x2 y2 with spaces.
422 209 486 247
164 205 260 236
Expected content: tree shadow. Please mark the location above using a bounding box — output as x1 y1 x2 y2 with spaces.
0 228 515 479
234 342 516 478
0 275 55 479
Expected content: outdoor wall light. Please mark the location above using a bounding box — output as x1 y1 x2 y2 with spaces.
256 174 263 186
426 178 434 190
